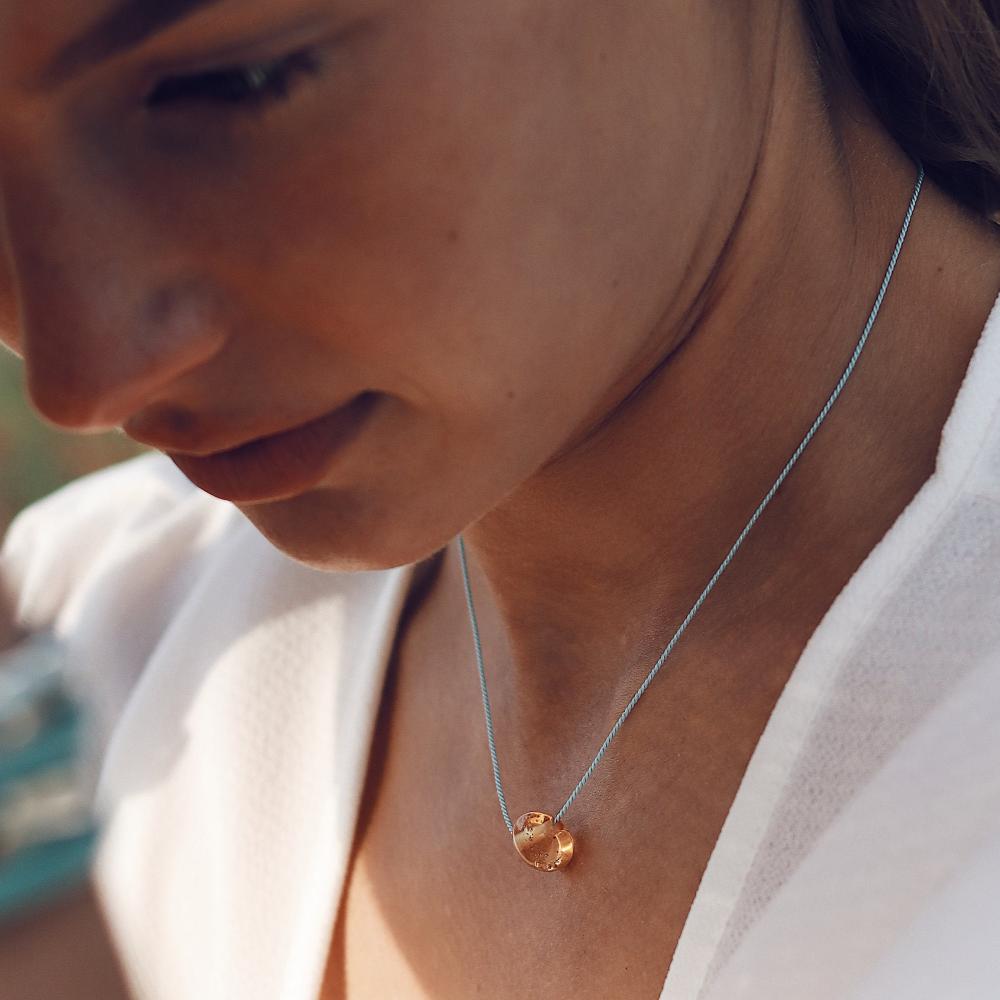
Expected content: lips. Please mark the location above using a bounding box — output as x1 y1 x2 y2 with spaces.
167 392 379 502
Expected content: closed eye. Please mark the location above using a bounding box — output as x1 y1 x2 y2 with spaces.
144 49 320 110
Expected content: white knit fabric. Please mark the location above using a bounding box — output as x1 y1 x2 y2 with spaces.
1 286 999 999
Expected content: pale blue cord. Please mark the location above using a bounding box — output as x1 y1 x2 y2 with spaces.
459 162 925 835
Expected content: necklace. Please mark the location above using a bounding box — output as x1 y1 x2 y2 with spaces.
457 162 925 871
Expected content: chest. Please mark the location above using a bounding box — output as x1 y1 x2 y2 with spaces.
315 615 802 1000
317 711 710 999
323 820 710 1000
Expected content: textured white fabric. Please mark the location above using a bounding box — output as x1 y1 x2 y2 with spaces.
662 286 1000 1000
0 286 998 999
1 459 417 1000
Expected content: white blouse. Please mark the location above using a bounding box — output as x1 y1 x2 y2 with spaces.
2 287 1000 1000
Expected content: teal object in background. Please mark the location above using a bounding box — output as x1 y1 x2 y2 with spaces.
0 831 97 923
0 632 99 924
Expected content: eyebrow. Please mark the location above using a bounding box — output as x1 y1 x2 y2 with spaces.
42 0 227 87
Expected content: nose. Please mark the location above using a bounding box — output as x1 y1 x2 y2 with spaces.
0 142 226 432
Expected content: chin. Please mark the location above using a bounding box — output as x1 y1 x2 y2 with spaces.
233 485 454 573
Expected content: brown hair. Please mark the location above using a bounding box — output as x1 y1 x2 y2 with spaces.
801 0 1000 217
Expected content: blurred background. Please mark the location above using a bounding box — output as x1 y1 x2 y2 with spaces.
0 351 147 536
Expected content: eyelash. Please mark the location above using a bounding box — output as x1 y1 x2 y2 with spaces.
144 49 320 111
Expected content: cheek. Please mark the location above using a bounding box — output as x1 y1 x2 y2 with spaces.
235 36 643 429
153 7 650 370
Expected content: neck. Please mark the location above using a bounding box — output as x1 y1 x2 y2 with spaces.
442 13 1000 761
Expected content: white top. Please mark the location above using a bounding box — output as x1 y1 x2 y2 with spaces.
2 287 1000 1000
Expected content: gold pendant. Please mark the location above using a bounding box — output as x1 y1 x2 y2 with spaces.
512 812 574 871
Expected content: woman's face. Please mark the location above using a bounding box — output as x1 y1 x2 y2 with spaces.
0 1 757 570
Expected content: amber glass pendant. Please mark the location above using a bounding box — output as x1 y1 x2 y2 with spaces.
512 812 574 871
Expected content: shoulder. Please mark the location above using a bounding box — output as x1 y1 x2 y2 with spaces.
0 451 418 784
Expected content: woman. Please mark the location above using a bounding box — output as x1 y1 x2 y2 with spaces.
1 0 1000 997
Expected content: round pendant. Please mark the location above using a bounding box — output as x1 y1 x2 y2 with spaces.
512 811 575 871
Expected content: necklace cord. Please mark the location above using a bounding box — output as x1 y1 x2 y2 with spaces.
459 161 925 835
